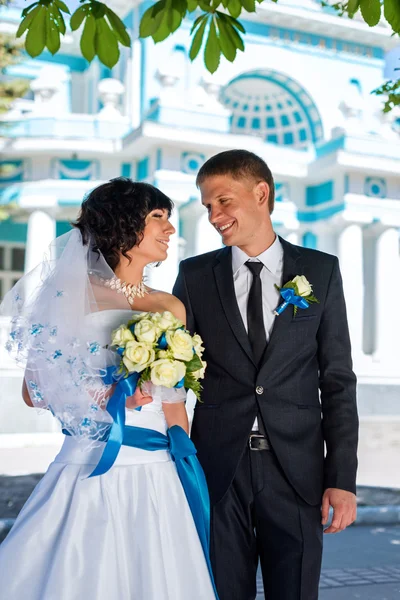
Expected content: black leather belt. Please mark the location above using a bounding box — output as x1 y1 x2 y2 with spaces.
249 433 270 451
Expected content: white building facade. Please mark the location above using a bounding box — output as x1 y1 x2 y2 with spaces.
1 0 400 483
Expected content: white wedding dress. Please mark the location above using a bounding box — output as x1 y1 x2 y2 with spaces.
0 310 216 600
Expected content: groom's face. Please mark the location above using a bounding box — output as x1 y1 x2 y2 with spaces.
199 174 270 249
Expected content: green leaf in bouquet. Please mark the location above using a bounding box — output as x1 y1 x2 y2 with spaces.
184 372 202 400
185 353 203 373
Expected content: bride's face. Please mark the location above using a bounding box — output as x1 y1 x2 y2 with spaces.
131 209 175 264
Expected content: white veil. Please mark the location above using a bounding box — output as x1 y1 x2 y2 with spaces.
1 228 132 443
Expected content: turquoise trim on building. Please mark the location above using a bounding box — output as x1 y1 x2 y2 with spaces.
121 163 132 178
302 232 317 249
241 19 385 60
0 161 24 183
137 157 149 180
306 181 334 206
0 221 27 243
56 221 73 237
35 52 88 72
298 203 344 222
315 136 345 158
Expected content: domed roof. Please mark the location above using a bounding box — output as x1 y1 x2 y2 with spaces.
220 70 323 149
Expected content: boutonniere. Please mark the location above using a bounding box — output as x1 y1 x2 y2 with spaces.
274 275 319 317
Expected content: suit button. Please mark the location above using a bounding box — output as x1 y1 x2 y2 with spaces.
256 386 264 395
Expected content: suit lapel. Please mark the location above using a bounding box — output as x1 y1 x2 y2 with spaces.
259 237 303 371
213 246 256 367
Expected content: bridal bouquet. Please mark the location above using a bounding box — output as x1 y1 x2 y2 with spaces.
110 311 206 399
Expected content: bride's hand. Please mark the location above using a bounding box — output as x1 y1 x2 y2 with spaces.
126 385 153 409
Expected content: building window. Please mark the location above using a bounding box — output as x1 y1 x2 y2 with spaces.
0 243 25 302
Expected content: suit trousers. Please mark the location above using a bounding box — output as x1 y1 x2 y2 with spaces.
210 445 323 600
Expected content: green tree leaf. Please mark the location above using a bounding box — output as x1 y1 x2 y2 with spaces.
241 0 256 12
54 0 70 14
347 0 360 16
189 16 207 59
219 14 244 50
219 12 246 33
139 2 165 37
172 0 188 16
80 13 96 62
216 15 237 61
21 2 39 18
359 0 381 26
191 14 207 33
384 0 400 33
204 17 221 73
187 0 198 11
49 3 66 35
45 10 61 54
70 5 87 31
226 0 242 18
16 4 40 37
151 7 180 43
95 16 120 68
25 5 47 57
106 7 131 46
167 7 183 33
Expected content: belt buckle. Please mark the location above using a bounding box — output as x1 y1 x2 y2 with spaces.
249 434 264 451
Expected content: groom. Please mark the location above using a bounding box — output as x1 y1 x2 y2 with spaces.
173 150 358 600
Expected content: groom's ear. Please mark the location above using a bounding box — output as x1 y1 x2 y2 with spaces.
256 181 270 208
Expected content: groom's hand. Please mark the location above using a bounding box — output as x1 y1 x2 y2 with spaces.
321 488 357 534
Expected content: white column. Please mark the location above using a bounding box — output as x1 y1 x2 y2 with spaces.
25 210 56 273
375 228 400 360
146 207 180 293
195 213 222 256
337 224 364 357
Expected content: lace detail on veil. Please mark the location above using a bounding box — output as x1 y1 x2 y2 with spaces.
1 228 133 446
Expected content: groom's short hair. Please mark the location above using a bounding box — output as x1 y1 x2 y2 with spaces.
196 149 275 214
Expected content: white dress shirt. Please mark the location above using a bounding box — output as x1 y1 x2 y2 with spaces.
231 236 284 430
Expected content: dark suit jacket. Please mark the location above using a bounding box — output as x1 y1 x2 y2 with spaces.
173 237 358 507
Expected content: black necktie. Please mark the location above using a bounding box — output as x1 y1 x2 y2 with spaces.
245 261 267 366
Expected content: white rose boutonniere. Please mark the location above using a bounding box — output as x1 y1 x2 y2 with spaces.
274 275 319 317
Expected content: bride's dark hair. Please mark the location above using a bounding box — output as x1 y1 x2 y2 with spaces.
74 177 174 271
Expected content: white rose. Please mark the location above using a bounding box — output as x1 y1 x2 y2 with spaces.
292 275 312 297
123 341 155 373
134 319 158 343
192 334 205 358
111 325 134 347
166 329 194 362
154 311 183 331
128 312 151 324
150 359 186 388
193 359 207 380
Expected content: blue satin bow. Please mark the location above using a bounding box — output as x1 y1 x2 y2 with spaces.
274 287 309 316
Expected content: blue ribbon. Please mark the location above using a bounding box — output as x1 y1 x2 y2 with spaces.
157 332 168 349
275 287 309 316
88 367 139 478
63 423 219 599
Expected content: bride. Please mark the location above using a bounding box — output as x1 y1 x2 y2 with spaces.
0 178 217 599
